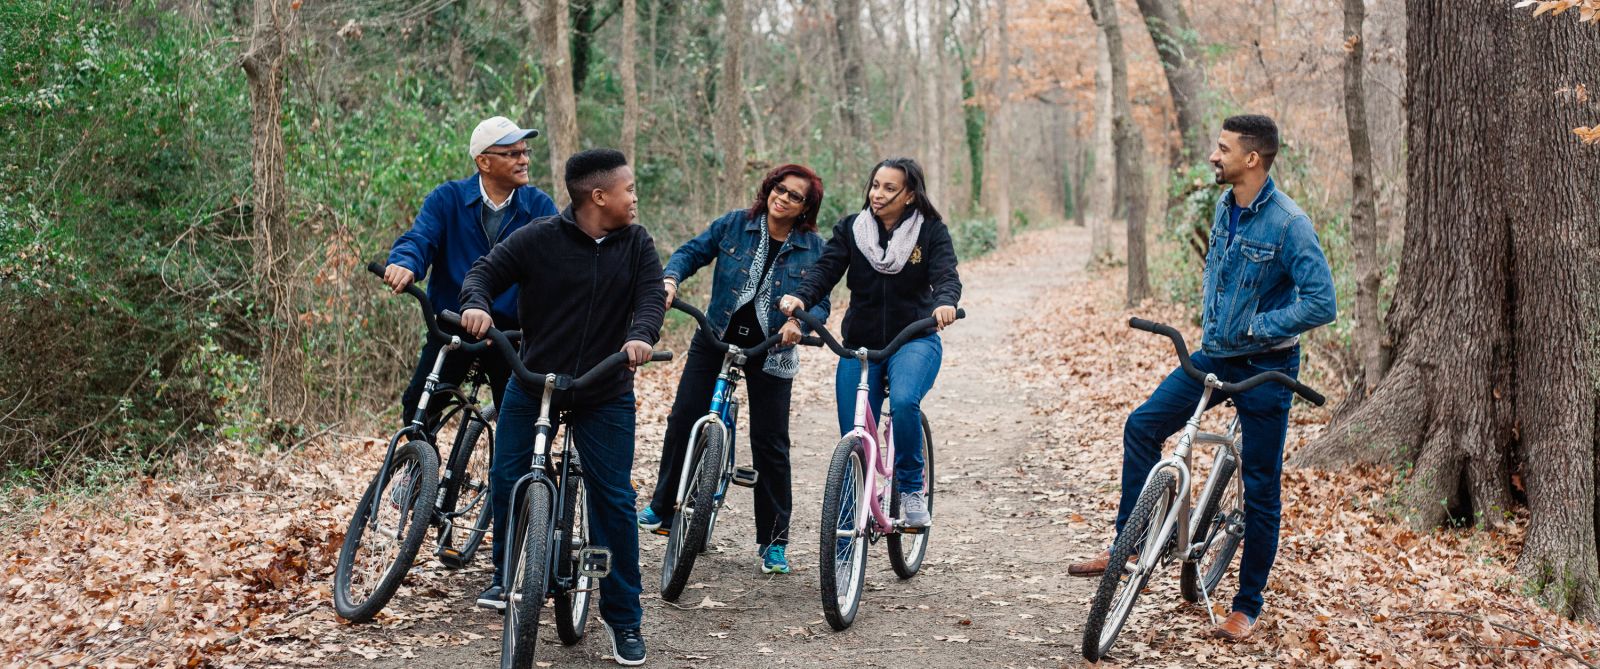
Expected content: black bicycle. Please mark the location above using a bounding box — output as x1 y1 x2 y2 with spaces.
655 299 822 601
332 262 505 623
441 310 672 669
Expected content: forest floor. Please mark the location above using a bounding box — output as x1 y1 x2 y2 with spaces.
3 224 1597 668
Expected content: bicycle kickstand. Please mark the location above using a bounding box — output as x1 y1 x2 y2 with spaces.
1199 578 1220 627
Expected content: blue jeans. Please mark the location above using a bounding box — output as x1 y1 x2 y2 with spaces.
1116 348 1299 619
492 379 643 628
834 334 942 491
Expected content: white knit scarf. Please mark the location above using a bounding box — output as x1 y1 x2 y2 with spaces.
853 208 924 274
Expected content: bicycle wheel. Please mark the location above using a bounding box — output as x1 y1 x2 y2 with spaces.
818 436 868 631
333 440 440 623
660 422 725 601
502 483 552 669
554 471 593 645
888 415 935 578
1082 469 1177 662
1181 451 1242 603
439 403 495 568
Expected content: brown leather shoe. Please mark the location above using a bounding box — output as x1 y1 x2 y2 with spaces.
1209 611 1256 641
1067 551 1111 577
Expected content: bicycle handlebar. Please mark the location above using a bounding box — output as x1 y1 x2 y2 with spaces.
1128 317 1326 406
367 261 521 350
439 310 674 391
791 306 966 362
671 298 822 357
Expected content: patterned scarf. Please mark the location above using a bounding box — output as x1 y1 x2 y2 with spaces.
732 214 799 379
853 208 924 274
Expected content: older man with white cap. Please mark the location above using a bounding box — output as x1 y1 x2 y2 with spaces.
382 116 560 431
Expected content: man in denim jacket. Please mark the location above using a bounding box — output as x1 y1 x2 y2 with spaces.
1069 115 1336 641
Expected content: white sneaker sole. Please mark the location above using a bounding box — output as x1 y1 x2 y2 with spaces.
602 621 647 666
475 595 506 611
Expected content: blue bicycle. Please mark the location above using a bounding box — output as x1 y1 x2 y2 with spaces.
656 298 821 601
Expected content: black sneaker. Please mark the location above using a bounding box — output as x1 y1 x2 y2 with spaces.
475 583 506 611
604 622 646 666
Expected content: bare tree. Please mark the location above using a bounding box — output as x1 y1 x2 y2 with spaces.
1342 0 1382 395
835 0 865 141
1088 0 1149 304
1088 26 1115 263
1298 2 1600 620
1132 0 1210 164
527 0 579 206
240 0 304 424
620 0 639 161
990 0 1013 242
716 0 747 203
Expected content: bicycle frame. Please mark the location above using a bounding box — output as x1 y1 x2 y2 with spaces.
671 349 744 512
503 374 570 593
840 348 899 540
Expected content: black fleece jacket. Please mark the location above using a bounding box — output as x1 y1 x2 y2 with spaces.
792 213 962 350
460 207 666 407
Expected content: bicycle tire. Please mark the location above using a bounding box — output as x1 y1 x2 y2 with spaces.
439 403 495 568
818 436 868 631
1082 469 1176 662
1181 452 1242 603
888 415 936 579
660 422 725 601
554 470 593 645
502 484 552 669
333 440 440 623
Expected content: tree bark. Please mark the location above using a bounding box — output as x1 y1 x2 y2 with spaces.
1297 0 1600 620
1131 0 1210 165
1343 0 1383 395
527 0 579 207
1089 0 1148 304
834 0 865 141
989 0 1013 243
241 0 304 425
619 0 639 161
1088 24 1115 263
716 0 747 203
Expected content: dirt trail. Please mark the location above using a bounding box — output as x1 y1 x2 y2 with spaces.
353 225 1096 669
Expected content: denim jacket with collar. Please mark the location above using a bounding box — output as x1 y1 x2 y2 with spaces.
1201 176 1337 357
663 209 831 338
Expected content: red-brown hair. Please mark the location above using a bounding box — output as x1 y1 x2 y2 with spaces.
748 163 824 233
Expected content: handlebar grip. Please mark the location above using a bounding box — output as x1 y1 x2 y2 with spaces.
955 308 967 320
650 350 674 362
367 261 385 277
1128 317 1168 335
799 335 823 347
1294 383 1327 407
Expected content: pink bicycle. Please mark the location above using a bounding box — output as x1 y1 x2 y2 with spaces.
790 307 965 630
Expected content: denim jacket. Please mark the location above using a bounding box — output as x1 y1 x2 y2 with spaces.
663 209 831 338
1201 176 1337 357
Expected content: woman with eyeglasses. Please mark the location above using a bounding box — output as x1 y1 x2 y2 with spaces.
779 157 962 530
639 164 831 575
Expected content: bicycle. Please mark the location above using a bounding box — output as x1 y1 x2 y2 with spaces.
654 298 822 601
332 262 506 623
1080 318 1325 662
789 306 966 631
441 310 673 669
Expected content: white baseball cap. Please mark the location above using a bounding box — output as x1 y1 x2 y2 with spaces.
469 116 540 158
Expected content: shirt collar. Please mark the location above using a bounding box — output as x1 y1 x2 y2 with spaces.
479 175 514 211
1223 176 1276 213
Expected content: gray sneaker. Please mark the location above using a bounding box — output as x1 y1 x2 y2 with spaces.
900 491 930 528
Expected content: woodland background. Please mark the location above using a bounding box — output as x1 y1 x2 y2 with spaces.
3 0 1600 638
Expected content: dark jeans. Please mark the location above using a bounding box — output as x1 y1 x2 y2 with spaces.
834 334 942 491
649 338 795 547
1116 347 1299 619
399 326 510 428
491 379 643 629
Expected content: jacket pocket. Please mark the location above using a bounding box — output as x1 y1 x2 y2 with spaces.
1240 240 1278 289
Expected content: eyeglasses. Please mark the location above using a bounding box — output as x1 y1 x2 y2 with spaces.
771 183 806 204
481 149 531 160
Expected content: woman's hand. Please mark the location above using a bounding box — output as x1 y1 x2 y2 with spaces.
779 294 805 316
779 318 802 347
461 308 494 338
933 305 957 330
663 278 678 310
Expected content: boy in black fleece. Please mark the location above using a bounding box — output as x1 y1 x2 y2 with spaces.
459 149 664 666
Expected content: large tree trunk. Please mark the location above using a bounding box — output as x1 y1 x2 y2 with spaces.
527 0 579 207
1088 27 1115 263
241 0 304 425
989 0 1013 243
834 0 865 142
619 0 639 161
1343 0 1383 394
715 0 746 204
1131 0 1210 165
919 0 949 211
1089 0 1149 304
1297 0 1600 620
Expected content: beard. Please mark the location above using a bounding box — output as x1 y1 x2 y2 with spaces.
1212 163 1229 185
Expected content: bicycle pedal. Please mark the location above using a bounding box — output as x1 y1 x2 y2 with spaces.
436 546 466 569
578 547 612 579
730 466 759 488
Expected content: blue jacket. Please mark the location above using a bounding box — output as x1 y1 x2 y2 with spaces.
1201 176 1337 357
387 173 558 327
663 209 831 338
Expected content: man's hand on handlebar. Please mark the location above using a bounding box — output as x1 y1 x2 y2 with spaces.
779 294 804 316
779 318 803 347
461 308 494 339
622 340 654 370
383 264 415 294
933 305 957 330
663 279 678 311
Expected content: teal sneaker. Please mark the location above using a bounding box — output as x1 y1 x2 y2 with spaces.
761 544 791 574
638 507 663 531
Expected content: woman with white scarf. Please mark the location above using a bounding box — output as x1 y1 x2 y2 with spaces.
780 157 963 528
642 164 831 575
